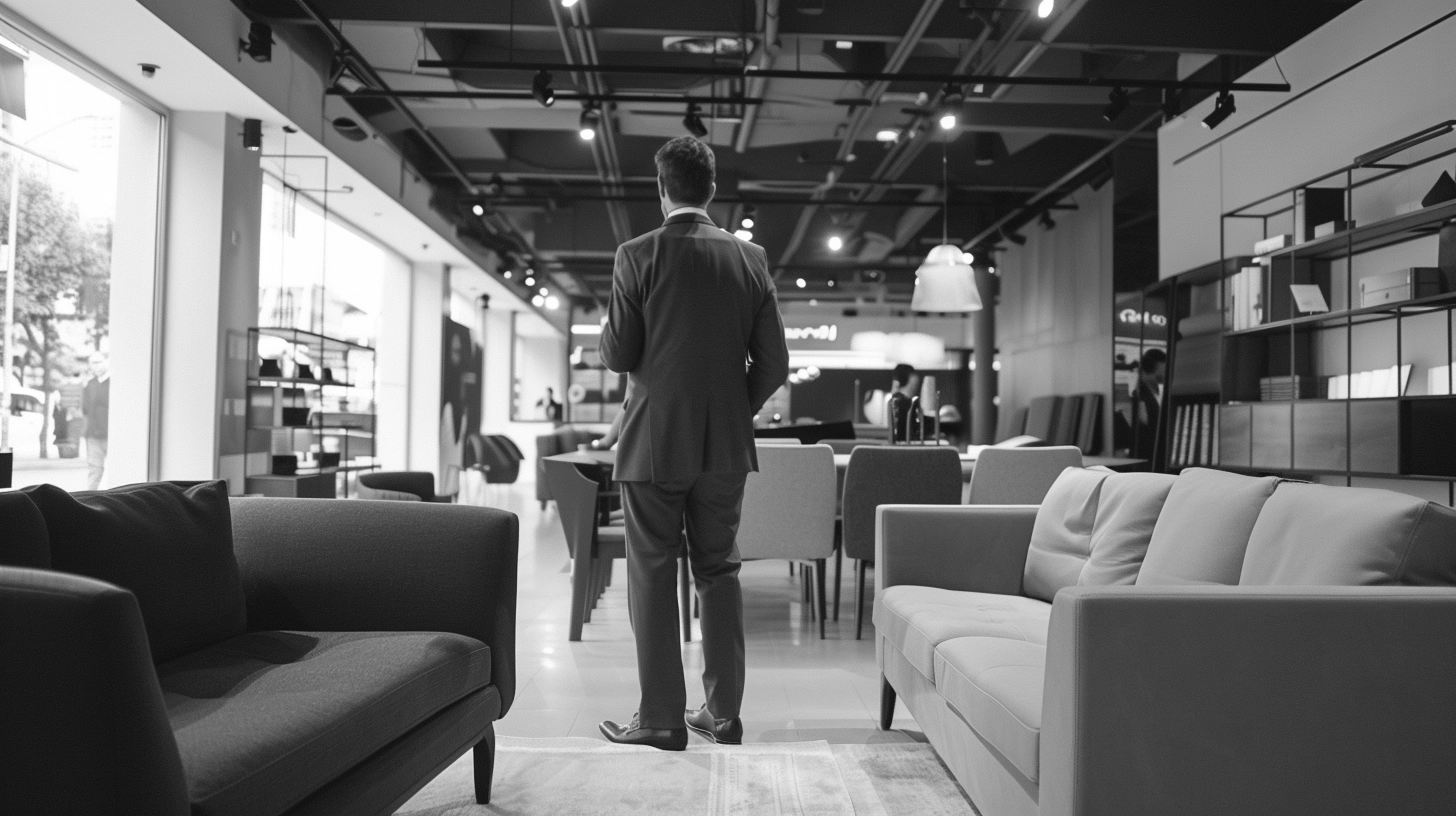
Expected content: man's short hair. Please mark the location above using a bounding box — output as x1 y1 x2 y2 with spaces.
892 363 916 388
655 136 715 206
1140 347 1167 374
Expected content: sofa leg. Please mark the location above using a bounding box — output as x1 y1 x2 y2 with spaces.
879 677 896 731
473 725 496 804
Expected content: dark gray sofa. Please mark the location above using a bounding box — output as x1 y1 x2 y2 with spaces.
0 488 518 816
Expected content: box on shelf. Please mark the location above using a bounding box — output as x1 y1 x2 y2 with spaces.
1357 267 1444 307
1253 234 1293 256
1294 187 1345 242
1312 220 1355 239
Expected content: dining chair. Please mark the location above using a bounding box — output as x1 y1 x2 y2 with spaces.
737 443 838 639
357 470 453 503
544 458 691 642
841 446 962 639
966 446 1083 505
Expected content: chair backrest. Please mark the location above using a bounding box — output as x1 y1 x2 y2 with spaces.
841 446 963 561
543 458 601 558
1024 396 1063 442
480 436 521 482
737 444 838 561
821 439 886 455
1076 393 1103 453
1000 406 1030 441
755 438 803 445
490 434 525 460
1051 395 1082 446
358 471 437 502
967 446 1084 505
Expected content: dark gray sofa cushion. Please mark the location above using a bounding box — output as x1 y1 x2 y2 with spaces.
158 630 493 816
25 481 244 662
0 491 51 568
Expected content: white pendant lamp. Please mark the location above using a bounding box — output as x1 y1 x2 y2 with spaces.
911 132 983 313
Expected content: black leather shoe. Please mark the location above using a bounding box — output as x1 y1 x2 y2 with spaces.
685 706 743 745
599 714 688 751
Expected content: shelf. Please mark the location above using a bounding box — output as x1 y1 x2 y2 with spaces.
248 377 357 388
1223 289 1456 337
1217 465 1456 483
255 326 375 352
248 424 374 431
1260 199 1456 262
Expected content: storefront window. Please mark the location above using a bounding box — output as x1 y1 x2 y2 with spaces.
1 39 161 491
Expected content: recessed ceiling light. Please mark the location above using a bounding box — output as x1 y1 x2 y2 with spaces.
503 270 513 279
962 251 975 265
939 112 957 130
875 129 900 143
524 276 535 287
835 41 853 50
532 294 545 307
545 295 561 309
1037 0 1054 18
471 204 485 216
796 278 807 288
734 228 754 241
827 235 843 251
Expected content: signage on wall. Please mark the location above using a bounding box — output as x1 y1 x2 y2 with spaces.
1117 308 1167 327
784 324 838 342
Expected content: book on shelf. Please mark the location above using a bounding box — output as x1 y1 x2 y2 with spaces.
1253 234 1293 256
1324 365 1413 399
1429 364 1454 396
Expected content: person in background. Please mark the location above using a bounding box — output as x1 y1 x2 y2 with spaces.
82 352 110 490
887 363 920 442
1132 347 1167 459
537 387 564 423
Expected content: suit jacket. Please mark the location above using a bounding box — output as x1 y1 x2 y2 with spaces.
600 211 789 483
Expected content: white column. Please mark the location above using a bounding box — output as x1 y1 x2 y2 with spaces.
407 261 445 476
375 251 413 469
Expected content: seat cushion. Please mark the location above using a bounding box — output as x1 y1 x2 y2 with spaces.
24 480 244 662
934 636 1046 783
875 585 1051 680
158 630 493 816
1240 482 1456 586
1139 468 1281 586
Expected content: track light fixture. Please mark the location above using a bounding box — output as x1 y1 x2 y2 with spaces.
740 203 756 229
1037 0 1054 18
1102 86 1129 123
240 22 273 62
1161 87 1183 122
561 0 579 6
471 203 485 217
578 105 600 141
1202 91 1236 130
241 118 262 151
827 235 844 252
682 103 708 138
939 111 958 130
532 70 556 107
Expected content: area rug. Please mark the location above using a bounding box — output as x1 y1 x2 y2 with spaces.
395 737 977 815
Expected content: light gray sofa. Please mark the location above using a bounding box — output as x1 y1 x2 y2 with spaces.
873 466 1456 816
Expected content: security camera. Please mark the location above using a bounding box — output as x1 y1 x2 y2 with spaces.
139 63 159 78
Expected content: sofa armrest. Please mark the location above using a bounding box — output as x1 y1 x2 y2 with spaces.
1040 585 1456 816
0 567 188 815
356 486 424 502
875 504 1037 596
230 498 519 715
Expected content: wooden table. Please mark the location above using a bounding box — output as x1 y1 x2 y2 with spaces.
831 451 1148 482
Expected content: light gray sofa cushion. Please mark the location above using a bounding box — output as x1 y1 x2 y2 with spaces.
1240 482 1456 586
1023 469 1106 602
934 636 1046 783
1077 472 1176 587
1139 468 1281 586
875 586 1051 680
1024 469 1175 602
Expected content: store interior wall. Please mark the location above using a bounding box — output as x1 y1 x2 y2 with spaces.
995 182 1116 447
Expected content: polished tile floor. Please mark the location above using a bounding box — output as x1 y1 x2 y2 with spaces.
476 481 925 745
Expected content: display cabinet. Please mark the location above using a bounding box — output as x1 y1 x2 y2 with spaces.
244 327 377 498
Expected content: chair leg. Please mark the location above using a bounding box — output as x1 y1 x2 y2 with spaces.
680 555 692 642
569 560 589 641
473 724 496 804
832 530 843 622
879 677 896 731
854 561 867 640
789 561 795 577
815 558 827 640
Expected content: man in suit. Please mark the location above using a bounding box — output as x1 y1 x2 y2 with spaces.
598 136 789 750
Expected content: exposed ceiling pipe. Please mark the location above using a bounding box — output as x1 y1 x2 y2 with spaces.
772 0 947 272
734 0 779 153
990 0 1094 100
964 109 1161 250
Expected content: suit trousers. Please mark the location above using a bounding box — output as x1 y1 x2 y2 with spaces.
620 472 747 730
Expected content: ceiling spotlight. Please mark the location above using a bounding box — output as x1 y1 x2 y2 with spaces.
532 70 555 107
503 270 513 279
962 251 975 265
1102 86 1129 123
545 295 561 309
682 103 708 139
1161 87 1183 122
939 112 958 130
524 276 536 287
740 203 756 229
741 217 755 229
241 118 262 151
827 235 844 252
532 294 546 307
1202 91 1236 130
331 116 369 142
240 22 273 62
540 287 549 296
827 279 836 287
471 203 485 217
876 128 901 143
973 132 998 166
1040 210 1056 229
1037 0 1054 18
836 40 853 50
796 278 807 288
578 106 599 141
734 228 753 241
561 0 579 6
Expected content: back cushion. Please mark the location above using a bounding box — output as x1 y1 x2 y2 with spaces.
0 491 51 568
1023 468 1107 602
1139 468 1281 586
1078 472 1177 587
24 481 245 662
1240 482 1456 586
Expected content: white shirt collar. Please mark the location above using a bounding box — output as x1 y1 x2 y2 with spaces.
666 206 710 220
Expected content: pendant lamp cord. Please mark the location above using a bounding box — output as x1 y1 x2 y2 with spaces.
941 134 949 246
